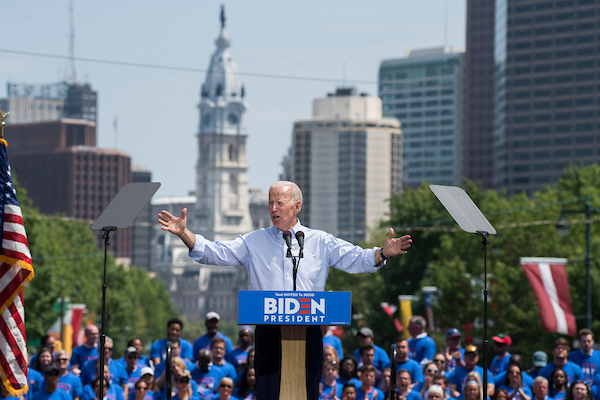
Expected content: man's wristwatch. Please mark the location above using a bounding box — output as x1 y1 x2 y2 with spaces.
380 247 387 261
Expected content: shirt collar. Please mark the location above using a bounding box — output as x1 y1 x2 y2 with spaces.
271 219 305 239
416 332 428 339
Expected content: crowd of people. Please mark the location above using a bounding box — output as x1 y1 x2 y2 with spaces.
9 313 600 400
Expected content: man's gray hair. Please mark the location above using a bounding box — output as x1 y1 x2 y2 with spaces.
269 181 303 204
410 315 427 330
533 376 548 386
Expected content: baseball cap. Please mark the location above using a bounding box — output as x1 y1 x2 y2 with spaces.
357 327 374 338
446 328 461 338
206 311 220 321
492 333 512 346
465 344 478 354
140 367 154 377
45 365 60 374
532 351 548 367
125 346 138 355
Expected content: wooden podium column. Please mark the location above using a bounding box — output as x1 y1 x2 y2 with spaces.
279 325 307 400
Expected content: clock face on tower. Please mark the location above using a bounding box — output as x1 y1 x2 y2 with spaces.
227 113 239 125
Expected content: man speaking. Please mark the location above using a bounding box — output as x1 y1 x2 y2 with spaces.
159 181 412 400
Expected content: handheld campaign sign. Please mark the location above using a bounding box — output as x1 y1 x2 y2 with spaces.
238 291 352 326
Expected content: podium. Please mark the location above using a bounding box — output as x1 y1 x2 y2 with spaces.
238 290 351 400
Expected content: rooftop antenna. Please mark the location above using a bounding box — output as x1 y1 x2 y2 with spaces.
443 0 448 48
69 0 77 83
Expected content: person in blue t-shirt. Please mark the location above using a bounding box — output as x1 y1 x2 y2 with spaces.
394 338 424 388
394 369 421 400
444 329 465 376
55 350 83 400
549 369 567 400
226 327 253 371
120 347 143 395
449 344 494 399
490 334 512 378
539 338 584 386
353 328 391 372
80 338 127 397
340 383 357 400
496 364 532 400
337 357 361 388
70 326 99 376
494 355 534 389
356 365 385 400
191 349 227 399
321 326 344 361
193 313 233 364
569 329 600 386
320 361 344 400
407 316 437 367
532 376 552 400
27 368 44 400
117 340 151 370
233 367 256 400
32 366 71 400
151 318 194 365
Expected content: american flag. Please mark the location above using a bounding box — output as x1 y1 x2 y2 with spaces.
0 138 34 396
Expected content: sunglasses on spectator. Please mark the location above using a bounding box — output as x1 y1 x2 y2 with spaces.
433 359 445 364
57 358 69 362
426 368 439 374
177 377 190 384
219 384 233 389
135 386 148 391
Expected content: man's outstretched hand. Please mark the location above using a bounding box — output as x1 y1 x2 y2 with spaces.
158 208 195 250
383 228 412 258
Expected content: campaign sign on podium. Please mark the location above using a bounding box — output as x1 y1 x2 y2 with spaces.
238 291 352 326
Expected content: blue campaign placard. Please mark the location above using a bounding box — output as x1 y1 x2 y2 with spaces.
238 291 352 326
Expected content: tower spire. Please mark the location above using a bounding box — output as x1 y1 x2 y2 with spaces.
220 5 226 29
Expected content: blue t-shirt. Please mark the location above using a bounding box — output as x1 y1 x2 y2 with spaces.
153 381 198 400
357 387 385 400
57 372 84 398
353 344 391 371
408 335 437 364
569 349 600 386
393 390 421 400
550 389 566 400
450 366 493 396
70 346 99 368
497 384 532 400
190 366 228 399
539 362 584 386
32 388 72 400
128 389 155 400
81 383 124 400
336 377 362 388
323 334 344 360
397 359 425 385
445 347 466 376
226 347 252 371
233 387 255 400
319 381 344 399
150 339 194 363
490 353 511 377
80 359 128 387
26 368 44 400
211 363 236 381
494 371 534 389
123 366 142 393
192 334 233 362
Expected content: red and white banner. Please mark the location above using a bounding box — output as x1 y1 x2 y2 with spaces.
521 257 577 336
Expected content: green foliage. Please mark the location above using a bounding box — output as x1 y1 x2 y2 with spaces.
17 179 178 356
326 165 600 367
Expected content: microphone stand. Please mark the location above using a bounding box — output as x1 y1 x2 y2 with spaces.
283 231 303 290
166 341 172 400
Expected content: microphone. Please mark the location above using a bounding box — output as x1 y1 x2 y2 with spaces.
283 230 293 257
295 231 304 258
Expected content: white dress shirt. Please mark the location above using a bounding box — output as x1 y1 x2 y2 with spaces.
188 220 384 291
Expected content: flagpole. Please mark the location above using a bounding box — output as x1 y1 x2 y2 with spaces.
0 110 8 139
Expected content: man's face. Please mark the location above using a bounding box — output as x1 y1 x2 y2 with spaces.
85 326 99 345
580 334 594 352
362 371 376 387
268 186 300 231
533 381 548 399
126 352 139 369
46 337 56 352
397 372 411 390
132 339 143 353
167 323 182 340
211 342 226 361
493 341 507 355
103 343 113 361
433 379 446 390
171 343 181 357
447 336 461 349
45 371 59 389
206 319 219 334
408 321 421 337
361 349 375 366
383 369 391 384
358 334 373 347
553 345 569 360
465 352 478 367
397 340 409 360
428 391 443 400
239 329 251 345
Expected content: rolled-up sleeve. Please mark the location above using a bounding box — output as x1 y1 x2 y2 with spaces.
189 234 250 266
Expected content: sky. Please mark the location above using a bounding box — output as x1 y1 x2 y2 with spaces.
1 0 466 199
